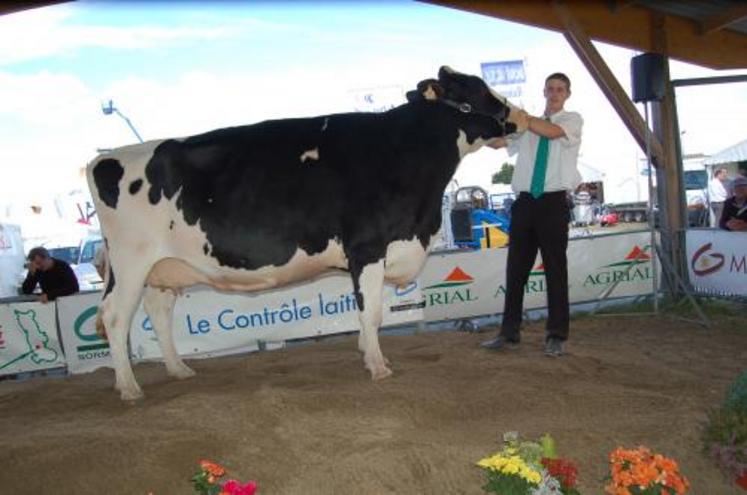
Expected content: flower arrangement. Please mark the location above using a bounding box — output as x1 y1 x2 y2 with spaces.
605 446 689 495
191 460 257 495
703 370 747 489
477 432 581 494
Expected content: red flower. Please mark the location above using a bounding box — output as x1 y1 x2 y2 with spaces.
541 457 579 489
220 479 258 495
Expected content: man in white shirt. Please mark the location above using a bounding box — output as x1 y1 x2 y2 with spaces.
481 72 583 357
708 168 728 227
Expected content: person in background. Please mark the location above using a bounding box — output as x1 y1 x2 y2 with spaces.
719 175 747 232
708 167 728 227
21 247 79 303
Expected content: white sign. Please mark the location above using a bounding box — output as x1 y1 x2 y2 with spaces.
686 229 747 296
57 274 424 373
481 60 526 99
0 301 65 375
421 231 658 322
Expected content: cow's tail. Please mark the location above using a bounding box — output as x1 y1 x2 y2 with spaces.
95 246 110 340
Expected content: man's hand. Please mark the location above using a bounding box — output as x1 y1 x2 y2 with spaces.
726 218 747 231
27 263 37 276
510 109 530 133
487 137 507 149
38 293 49 304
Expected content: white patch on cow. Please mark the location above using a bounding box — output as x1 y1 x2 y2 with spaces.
356 259 391 380
322 117 329 131
384 237 427 286
455 129 488 159
300 148 320 163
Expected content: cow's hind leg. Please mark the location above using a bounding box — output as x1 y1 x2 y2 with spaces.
142 286 195 380
100 263 150 401
352 259 392 380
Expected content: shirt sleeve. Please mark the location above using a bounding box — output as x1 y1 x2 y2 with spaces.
554 111 583 147
505 131 525 157
21 270 39 294
46 262 80 300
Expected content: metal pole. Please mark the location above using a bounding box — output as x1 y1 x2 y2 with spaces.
114 108 144 144
644 102 659 313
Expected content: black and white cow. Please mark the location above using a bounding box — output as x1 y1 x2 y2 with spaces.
88 66 524 400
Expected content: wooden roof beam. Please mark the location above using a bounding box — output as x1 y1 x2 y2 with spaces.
699 4 747 35
553 1 665 167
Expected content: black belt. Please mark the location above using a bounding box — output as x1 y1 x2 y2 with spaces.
518 191 567 199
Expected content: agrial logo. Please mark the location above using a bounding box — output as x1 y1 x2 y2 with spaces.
494 262 547 297
583 245 653 287
423 267 477 306
691 242 726 276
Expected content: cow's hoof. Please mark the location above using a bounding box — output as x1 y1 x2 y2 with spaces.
168 363 196 380
370 366 393 381
119 386 144 402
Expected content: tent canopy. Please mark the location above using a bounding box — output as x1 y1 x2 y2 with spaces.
704 138 747 165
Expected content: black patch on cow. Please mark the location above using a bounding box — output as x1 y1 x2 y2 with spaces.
93 158 125 209
140 83 513 300
129 178 143 195
104 264 116 297
203 243 209 255
169 220 175 230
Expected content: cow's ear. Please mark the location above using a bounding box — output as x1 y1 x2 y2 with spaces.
415 79 444 101
406 90 422 103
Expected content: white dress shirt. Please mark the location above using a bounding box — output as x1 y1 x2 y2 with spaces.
506 109 584 194
708 177 727 202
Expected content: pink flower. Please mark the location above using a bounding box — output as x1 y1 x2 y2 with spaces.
220 479 257 495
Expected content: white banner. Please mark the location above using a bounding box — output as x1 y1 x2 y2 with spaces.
421 231 658 322
0 301 65 375
58 274 424 373
686 229 747 296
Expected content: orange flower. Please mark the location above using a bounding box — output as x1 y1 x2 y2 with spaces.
200 459 227 478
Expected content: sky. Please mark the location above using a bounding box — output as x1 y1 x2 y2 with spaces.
1 0 746 211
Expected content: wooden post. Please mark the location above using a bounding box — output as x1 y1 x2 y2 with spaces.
649 12 686 296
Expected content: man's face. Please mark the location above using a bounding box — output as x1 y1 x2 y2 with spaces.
30 255 50 272
543 78 570 109
718 170 728 180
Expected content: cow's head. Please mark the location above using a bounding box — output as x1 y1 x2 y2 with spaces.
407 66 526 147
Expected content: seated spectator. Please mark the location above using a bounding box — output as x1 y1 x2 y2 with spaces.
21 247 79 303
719 176 747 232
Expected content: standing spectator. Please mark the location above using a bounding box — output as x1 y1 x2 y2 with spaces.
482 72 583 357
21 247 79 303
708 167 728 227
719 176 747 231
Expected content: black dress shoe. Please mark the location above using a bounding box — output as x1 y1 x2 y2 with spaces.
480 335 520 350
544 338 564 357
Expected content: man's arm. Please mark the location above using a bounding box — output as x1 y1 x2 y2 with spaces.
21 269 39 295
527 116 566 139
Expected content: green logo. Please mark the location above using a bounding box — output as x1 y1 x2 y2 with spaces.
0 309 59 371
73 306 110 353
424 267 478 306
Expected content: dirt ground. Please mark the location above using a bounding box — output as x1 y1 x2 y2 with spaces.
1 313 746 494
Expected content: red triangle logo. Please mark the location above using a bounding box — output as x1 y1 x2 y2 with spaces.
444 267 473 282
534 263 545 271
625 246 651 261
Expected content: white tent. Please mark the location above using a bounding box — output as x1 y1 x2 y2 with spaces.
704 138 747 166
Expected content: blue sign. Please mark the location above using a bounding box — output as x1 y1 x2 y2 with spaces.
480 60 526 86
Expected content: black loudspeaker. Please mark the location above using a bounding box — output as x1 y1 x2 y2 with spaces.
450 207 473 243
631 53 666 103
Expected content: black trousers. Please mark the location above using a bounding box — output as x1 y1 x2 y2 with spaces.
501 191 570 341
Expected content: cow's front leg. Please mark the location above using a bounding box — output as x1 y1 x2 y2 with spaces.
352 259 392 380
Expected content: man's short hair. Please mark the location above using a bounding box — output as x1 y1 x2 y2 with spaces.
714 167 727 177
27 246 50 261
546 72 571 90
